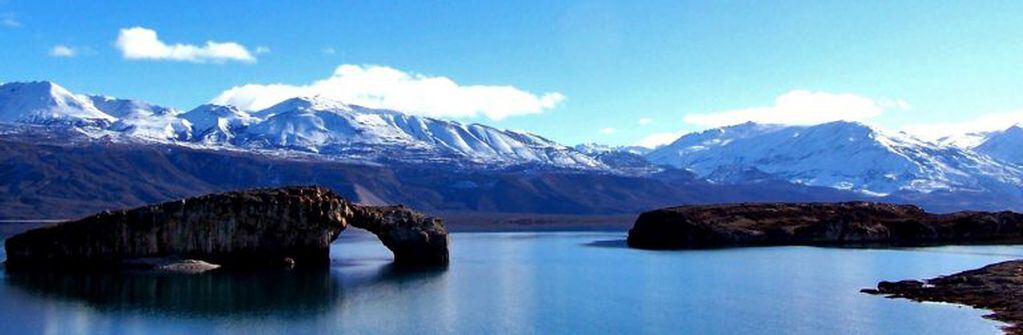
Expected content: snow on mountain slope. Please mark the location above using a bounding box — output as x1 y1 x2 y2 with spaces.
237 97 606 169
574 143 662 174
89 95 177 117
89 95 191 141
575 143 652 156
935 131 993 149
973 125 1023 166
647 121 1023 195
180 104 256 143
0 81 608 171
0 81 114 126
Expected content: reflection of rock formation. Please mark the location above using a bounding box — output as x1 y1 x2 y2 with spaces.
3 264 448 318
4 269 344 316
4 186 449 269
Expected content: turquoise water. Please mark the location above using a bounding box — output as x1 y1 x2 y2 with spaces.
0 231 1018 334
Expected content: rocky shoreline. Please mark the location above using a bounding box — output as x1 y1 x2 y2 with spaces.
862 260 1023 334
627 202 1023 249
3 186 448 271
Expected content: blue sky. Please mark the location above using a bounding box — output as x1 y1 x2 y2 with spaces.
2 1 1023 146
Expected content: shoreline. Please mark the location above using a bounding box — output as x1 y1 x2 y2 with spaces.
863 260 1023 335
0 213 638 235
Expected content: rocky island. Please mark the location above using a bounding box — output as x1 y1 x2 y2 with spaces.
627 202 1023 249
3 186 448 271
863 260 1023 334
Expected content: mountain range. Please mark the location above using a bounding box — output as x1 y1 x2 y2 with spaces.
2 80 1023 218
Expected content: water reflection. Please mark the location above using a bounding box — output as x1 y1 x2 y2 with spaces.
3 264 448 320
5 269 342 317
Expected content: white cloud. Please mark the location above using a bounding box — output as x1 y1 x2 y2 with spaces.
683 90 907 128
254 46 271 54
322 47 336 55
637 117 652 125
115 27 255 63
903 109 1023 142
637 131 683 149
212 64 566 120
49 45 76 57
599 127 616 134
1 13 19 28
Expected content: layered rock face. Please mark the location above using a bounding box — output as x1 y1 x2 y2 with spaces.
4 186 449 270
627 202 1023 249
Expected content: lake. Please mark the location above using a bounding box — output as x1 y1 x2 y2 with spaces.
0 230 1018 334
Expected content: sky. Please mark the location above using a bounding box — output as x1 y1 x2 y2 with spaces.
2 0 1023 147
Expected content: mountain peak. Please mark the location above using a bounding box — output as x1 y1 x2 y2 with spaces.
253 96 354 119
648 121 1019 195
0 81 114 125
88 95 177 118
1 81 74 100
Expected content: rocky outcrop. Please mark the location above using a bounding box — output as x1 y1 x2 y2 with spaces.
627 202 1023 249
863 260 1023 335
351 205 449 265
4 186 449 270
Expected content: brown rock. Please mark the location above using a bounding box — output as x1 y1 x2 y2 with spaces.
865 260 1023 334
627 202 1023 249
3 186 449 270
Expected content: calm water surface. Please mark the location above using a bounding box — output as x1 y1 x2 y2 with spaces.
0 231 1019 334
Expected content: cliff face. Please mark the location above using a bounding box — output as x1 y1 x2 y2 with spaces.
627 202 1023 249
4 186 449 269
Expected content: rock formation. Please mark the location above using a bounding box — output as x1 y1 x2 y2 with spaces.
351 205 449 265
863 260 1023 335
627 202 1023 249
4 186 448 270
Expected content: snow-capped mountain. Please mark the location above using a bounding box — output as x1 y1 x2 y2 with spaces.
573 143 660 174
0 81 607 171
5 80 1023 204
647 121 1023 195
180 104 256 143
238 97 605 168
0 81 114 126
89 95 177 118
574 143 652 156
972 125 1023 166
89 95 192 141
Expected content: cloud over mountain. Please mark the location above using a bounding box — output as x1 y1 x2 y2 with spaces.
212 64 565 120
682 90 908 128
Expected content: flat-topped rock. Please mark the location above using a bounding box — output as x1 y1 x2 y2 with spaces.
4 186 449 270
627 202 1023 249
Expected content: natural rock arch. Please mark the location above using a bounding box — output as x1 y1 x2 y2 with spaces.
4 187 448 270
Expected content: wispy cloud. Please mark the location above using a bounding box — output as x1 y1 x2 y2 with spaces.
254 46 271 54
322 47 336 55
115 27 256 63
0 13 19 28
49 45 76 57
637 117 652 125
212 64 566 120
683 90 909 128
903 109 1023 142
599 127 616 134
